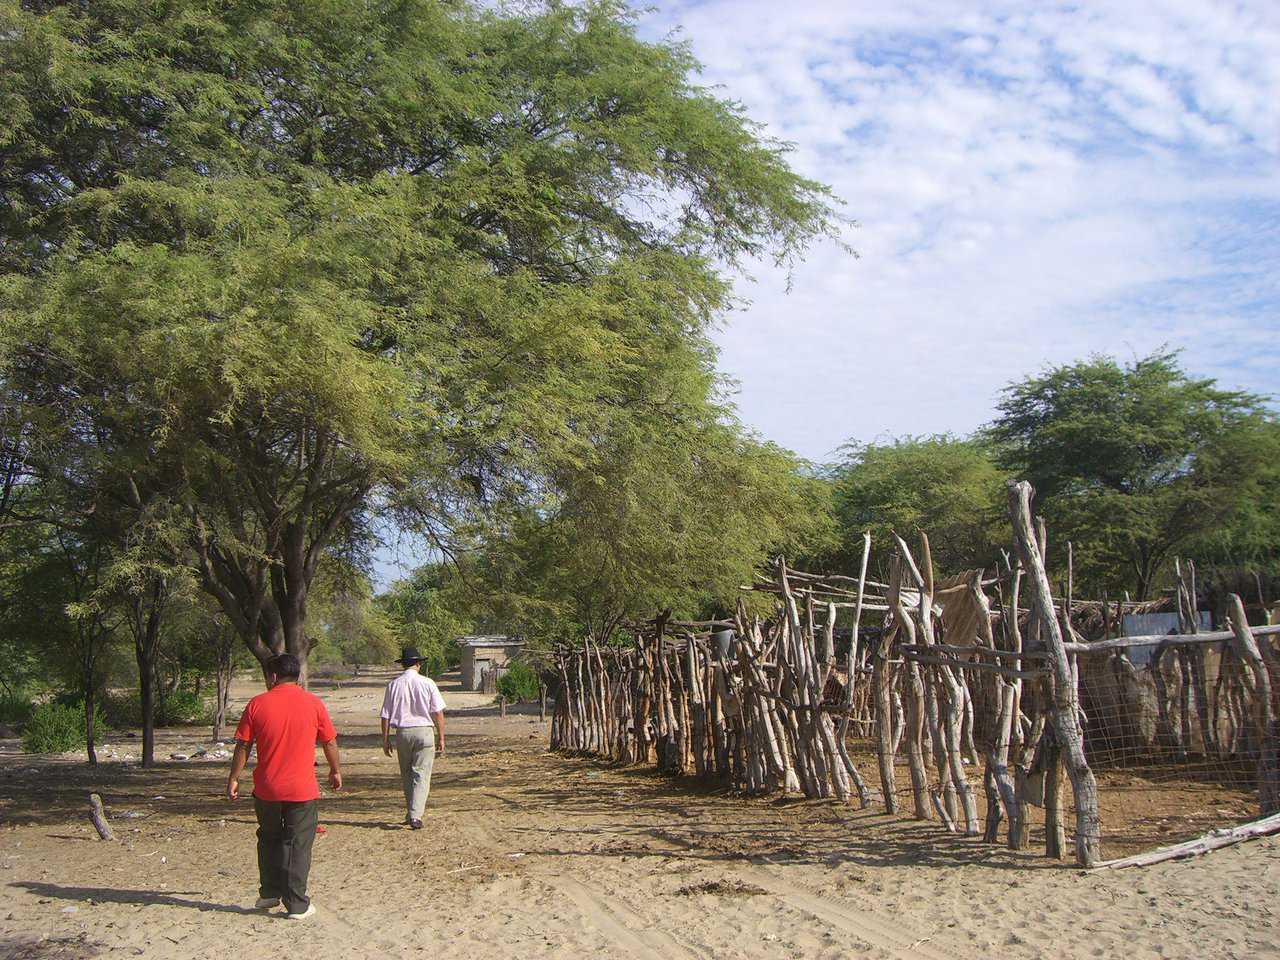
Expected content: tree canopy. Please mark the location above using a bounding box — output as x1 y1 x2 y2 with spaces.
1 0 839 676
988 351 1277 597
828 435 1007 577
457 414 835 652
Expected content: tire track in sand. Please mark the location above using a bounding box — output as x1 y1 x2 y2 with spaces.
553 876 701 960
643 827 946 960
742 860 951 960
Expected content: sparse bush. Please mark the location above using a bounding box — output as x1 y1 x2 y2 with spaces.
0 692 34 726
22 701 102 754
157 687 210 726
103 688 211 729
496 660 540 703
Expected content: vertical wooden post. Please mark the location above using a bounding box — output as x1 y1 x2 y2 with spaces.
873 635 898 813
1044 742 1066 859
1001 561 1027 849
894 533 978 834
1227 593 1279 814
985 678 1020 844
1008 481 1101 867
888 557 930 820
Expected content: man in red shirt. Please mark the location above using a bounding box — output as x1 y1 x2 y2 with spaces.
226 653 341 920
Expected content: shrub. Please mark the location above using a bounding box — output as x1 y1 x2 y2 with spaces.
100 693 139 730
0 692 34 726
156 687 210 726
22 700 103 754
496 660 541 703
103 687 211 729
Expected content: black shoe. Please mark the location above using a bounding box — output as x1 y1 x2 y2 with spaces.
409 819 423 830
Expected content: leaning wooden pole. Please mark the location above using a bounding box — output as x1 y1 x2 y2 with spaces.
1008 481 1101 867
875 562 904 814
836 532 873 807
1227 593 1280 814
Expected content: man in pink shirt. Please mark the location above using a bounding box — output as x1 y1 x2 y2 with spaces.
380 647 446 829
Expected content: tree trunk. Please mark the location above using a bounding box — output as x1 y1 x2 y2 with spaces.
84 687 98 766
140 668 156 766
132 578 166 768
213 671 230 742
192 497 342 686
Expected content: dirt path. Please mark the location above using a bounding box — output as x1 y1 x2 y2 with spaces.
2 671 1278 959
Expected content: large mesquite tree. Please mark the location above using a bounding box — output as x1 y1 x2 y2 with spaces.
0 0 838 673
989 352 1278 598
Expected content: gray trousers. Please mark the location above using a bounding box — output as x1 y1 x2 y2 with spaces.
395 726 437 820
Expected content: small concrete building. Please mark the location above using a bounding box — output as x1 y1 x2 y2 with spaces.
457 636 525 691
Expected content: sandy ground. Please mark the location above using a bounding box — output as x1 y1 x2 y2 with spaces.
1 670 1279 960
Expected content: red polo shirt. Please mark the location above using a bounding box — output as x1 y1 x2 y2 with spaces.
234 683 337 802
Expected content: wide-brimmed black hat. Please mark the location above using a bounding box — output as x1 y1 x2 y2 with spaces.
397 646 426 667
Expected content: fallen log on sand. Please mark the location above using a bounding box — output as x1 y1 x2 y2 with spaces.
1093 811 1280 869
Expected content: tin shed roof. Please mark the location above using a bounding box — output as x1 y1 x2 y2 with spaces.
456 635 525 647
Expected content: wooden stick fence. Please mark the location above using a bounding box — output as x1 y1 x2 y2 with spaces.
548 480 1280 867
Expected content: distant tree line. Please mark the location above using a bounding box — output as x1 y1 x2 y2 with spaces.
380 351 1279 672
824 351 1279 599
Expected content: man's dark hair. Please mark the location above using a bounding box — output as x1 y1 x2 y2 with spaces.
266 653 301 681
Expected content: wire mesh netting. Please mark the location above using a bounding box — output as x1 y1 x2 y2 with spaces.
548 493 1279 866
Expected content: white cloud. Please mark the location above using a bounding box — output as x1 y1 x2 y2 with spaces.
640 0 1280 460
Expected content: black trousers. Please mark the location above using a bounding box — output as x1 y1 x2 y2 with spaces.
253 797 318 913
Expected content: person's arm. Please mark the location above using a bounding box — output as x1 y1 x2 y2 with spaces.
379 683 396 757
226 740 251 800
432 710 445 756
314 699 341 789
321 738 342 790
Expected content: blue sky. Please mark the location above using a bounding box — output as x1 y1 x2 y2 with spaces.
636 0 1280 462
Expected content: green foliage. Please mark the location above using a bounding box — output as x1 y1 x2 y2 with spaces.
496 660 541 703
307 563 401 669
459 414 836 651
0 691 33 726
23 700 102 754
0 0 838 677
988 351 1277 596
0 500 120 713
829 436 1007 576
377 566 468 676
1181 416 1280 572
156 687 209 726
102 687 209 729
98 693 139 730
